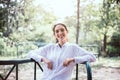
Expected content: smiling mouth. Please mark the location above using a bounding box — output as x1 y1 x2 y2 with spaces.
59 35 64 39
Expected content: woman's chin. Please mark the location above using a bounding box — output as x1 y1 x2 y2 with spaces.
60 39 66 43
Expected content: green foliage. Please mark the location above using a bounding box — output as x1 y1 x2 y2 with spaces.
0 7 5 32
0 0 120 58
0 37 4 55
0 0 56 42
0 36 38 57
110 32 120 47
27 32 46 42
107 32 120 57
0 36 16 56
107 46 120 57
96 0 120 56
64 2 102 44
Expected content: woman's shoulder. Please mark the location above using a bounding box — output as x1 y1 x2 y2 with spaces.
67 42 79 47
43 43 56 48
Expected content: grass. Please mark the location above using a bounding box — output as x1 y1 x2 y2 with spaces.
91 57 120 69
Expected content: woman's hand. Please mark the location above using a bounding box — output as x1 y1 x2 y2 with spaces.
41 57 53 70
63 58 75 67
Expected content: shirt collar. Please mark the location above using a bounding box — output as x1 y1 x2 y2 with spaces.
56 42 69 48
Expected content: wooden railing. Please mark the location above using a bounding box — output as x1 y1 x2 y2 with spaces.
0 59 92 80
0 59 43 80
76 62 92 80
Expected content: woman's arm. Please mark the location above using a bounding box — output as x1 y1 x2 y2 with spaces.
28 44 53 69
73 45 96 64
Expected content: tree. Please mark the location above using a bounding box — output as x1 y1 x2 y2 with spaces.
98 0 120 56
0 0 26 37
76 0 80 44
64 0 102 44
114 0 120 4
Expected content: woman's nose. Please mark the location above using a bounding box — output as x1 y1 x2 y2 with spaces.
58 31 62 34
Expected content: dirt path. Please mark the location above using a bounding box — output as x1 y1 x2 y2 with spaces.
0 67 120 80
92 67 120 80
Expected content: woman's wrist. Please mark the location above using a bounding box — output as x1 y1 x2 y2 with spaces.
71 58 75 63
41 57 47 63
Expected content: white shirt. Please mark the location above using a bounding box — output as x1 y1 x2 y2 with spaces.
28 42 96 80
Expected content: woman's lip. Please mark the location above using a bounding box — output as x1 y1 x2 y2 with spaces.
60 36 64 38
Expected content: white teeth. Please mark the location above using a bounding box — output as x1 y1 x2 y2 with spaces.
60 36 64 38
58 36 64 40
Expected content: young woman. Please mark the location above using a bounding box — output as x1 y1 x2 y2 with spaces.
28 23 96 80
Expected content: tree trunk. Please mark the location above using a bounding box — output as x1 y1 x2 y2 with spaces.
102 33 107 56
76 0 80 44
76 0 80 80
103 34 107 52
3 0 11 37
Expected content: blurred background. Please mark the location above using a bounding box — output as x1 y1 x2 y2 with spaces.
0 0 120 80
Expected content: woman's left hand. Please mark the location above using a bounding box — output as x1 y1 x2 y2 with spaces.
63 58 75 67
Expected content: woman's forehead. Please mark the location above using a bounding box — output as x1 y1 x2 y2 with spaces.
55 25 65 30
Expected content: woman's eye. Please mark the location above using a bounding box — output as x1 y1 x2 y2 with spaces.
55 28 64 33
56 30 59 33
61 29 64 32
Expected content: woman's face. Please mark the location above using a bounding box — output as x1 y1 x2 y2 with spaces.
54 24 68 43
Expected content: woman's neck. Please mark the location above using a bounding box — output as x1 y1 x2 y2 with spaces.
58 41 67 48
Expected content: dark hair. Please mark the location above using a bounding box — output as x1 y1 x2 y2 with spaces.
53 23 68 33
52 23 68 43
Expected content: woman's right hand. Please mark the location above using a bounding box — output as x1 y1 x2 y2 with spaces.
41 57 53 70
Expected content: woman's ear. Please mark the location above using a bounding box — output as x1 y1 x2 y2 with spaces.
53 32 55 36
66 30 68 34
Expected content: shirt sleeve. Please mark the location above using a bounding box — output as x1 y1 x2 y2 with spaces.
73 44 96 64
28 44 50 62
